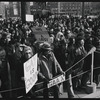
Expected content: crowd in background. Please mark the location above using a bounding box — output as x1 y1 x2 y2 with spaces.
0 15 100 98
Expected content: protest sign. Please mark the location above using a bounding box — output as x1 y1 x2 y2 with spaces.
24 53 38 94
47 74 65 88
31 27 50 43
26 14 34 22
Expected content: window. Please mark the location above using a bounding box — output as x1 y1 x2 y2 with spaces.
13 2 17 4
0 14 2 18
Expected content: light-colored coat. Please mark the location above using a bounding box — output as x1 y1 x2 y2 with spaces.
38 52 64 80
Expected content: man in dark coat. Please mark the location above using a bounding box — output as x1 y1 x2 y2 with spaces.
72 36 87 90
65 37 76 98
0 46 9 98
81 36 94 88
94 38 100 85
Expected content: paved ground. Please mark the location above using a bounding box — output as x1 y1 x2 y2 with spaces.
36 82 100 98
17 81 100 98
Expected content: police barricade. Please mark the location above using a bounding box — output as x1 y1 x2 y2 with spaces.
32 47 97 97
0 47 100 98
23 47 96 95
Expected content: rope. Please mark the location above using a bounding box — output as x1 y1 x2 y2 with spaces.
52 52 90 79
34 48 96 90
65 55 88 73
0 66 100 96
33 66 100 94
0 51 99 95
95 51 100 54
0 81 44 93
0 87 24 93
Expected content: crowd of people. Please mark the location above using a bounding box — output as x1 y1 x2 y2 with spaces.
0 15 100 98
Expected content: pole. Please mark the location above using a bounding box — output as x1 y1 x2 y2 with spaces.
90 52 94 85
5 5 7 19
58 2 60 18
82 2 84 18
7 61 12 97
21 2 26 23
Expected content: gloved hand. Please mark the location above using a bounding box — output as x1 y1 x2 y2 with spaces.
62 72 65 76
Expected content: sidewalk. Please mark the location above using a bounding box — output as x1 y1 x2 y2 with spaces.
36 82 100 98
59 83 100 98
18 82 100 98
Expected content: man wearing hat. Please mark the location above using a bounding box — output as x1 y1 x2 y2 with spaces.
38 42 65 98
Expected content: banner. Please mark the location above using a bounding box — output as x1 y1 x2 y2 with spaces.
47 74 65 88
24 54 38 94
31 26 50 43
26 14 34 22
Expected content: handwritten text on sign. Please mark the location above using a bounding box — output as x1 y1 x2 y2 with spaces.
31 27 50 43
24 54 38 94
47 74 65 88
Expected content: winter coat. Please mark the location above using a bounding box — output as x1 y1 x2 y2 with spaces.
38 52 64 81
73 46 87 74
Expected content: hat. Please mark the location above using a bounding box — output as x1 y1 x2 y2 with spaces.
40 42 52 51
19 43 26 47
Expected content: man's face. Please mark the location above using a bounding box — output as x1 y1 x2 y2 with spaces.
18 46 23 52
80 39 84 46
44 50 52 58
50 29 54 33
6 35 11 42
25 50 33 60
60 35 64 40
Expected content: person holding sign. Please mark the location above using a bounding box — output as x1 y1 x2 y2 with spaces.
38 42 65 98
16 45 36 98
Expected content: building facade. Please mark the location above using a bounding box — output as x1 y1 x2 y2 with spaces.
91 2 100 15
45 2 82 16
9 2 21 18
84 2 92 16
7 2 100 19
0 2 5 19
60 2 82 16
84 2 100 16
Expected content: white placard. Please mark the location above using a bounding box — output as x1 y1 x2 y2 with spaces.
47 74 65 88
26 14 34 22
24 53 38 94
